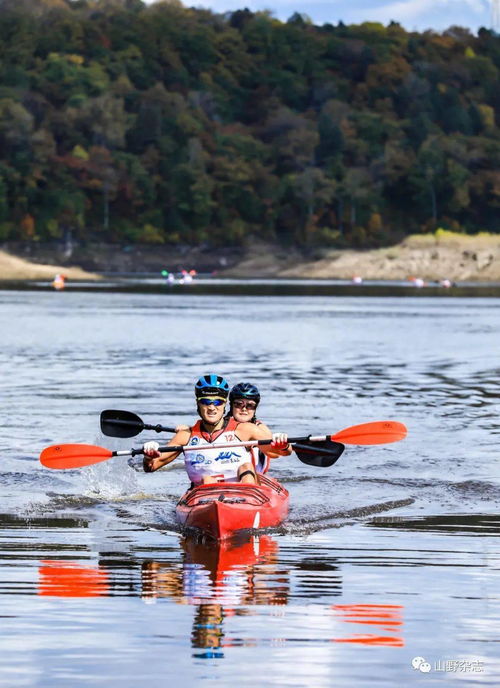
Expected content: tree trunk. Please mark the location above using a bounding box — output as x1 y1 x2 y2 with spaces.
429 181 437 221
350 199 356 226
103 181 109 231
338 198 344 233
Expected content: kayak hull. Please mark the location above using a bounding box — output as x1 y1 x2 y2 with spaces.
175 475 289 541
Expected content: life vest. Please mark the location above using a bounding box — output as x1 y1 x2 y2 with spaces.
183 418 250 485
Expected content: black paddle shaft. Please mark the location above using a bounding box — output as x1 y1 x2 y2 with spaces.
123 433 333 455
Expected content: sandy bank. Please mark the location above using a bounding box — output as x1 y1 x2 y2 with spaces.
0 249 100 281
226 235 500 282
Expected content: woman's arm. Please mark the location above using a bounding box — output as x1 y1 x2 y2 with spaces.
143 429 191 472
240 422 292 458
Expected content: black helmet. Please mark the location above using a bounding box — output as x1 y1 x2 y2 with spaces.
195 374 230 398
229 382 260 405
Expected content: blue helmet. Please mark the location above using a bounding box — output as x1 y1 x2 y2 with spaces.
229 382 260 405
195 374 230 398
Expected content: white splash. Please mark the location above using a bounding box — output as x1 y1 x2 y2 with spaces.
81 457 140 499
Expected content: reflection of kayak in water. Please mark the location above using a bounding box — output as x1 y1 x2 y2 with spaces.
175 474 289 541
141 534 286 607
183 533 278 580
182 535 279 606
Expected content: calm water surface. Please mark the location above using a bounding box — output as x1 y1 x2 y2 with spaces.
0 288 499 686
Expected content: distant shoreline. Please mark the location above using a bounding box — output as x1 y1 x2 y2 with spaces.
225 234 500 283
1 234 499 283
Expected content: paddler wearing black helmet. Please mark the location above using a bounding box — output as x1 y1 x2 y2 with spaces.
228 382 291 473
228 382 261 424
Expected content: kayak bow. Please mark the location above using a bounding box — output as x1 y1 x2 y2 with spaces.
175 474 289 541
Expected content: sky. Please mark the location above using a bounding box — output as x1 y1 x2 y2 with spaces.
147 0 497 34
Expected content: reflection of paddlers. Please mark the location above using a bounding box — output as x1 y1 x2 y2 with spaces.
140 535 286 658
141 535 285 606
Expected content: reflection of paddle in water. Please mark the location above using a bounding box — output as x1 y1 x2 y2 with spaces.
331 604 404 646
36 547 400 653
38 560 109 597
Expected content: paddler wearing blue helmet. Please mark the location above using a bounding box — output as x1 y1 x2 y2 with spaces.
143 374 290 486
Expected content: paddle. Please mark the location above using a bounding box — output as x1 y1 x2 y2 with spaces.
100 409 176 438
39 420 406 470
39 438 344 470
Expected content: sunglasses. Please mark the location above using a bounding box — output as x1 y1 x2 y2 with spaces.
198 397 226 407
232 399 257 410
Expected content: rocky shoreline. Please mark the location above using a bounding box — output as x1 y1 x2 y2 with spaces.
274 234 500 283
1 234 499 283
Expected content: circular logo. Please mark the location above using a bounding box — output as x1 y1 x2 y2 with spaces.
412 657 431 673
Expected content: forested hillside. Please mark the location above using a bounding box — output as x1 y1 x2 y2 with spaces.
1 0 500 248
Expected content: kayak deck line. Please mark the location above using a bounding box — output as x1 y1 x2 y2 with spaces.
175 475 289 541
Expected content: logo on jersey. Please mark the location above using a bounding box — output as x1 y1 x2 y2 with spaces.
191 453 211 465
214 451 241 463
190 437 200 446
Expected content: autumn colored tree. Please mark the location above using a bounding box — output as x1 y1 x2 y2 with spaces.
0 0 499 247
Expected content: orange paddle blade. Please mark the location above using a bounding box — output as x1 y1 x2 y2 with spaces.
40 443 113 469
331 421 407 445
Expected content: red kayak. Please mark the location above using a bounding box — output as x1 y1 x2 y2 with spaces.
175 475 289 541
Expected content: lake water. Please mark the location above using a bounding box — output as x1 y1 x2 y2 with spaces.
0 286 499 686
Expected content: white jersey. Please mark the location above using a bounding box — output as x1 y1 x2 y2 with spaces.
183 419 250 485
